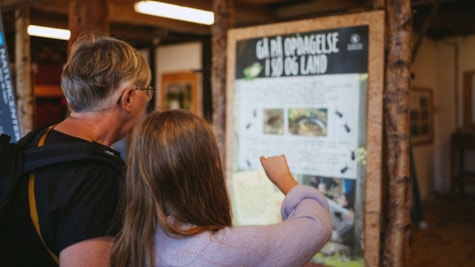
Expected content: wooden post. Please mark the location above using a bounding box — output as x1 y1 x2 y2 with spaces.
15 7 34 136
383 0 413 266
68 0 109 48
211 0 233 159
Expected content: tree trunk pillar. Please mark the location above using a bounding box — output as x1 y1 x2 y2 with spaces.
211 0 233 159
15 7 33 136
383 0 413 266
68 0 109 49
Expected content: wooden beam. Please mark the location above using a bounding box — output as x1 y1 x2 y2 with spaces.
233 3 277 26
1 0 211 35
0 0 52 10
153 0 212 10
411 0 457 6
412 0 441 60
29 11 67 28
372 0 386 9
274 0 372 20
108 2 210 35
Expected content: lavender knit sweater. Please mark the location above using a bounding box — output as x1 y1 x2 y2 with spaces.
154 185 332 267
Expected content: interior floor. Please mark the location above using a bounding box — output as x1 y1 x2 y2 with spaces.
408 192 475 267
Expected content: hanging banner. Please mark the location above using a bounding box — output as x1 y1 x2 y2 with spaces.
0 13 20 141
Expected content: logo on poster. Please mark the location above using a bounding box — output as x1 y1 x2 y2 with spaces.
347 33 363 51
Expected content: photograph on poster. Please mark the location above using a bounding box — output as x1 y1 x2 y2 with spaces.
263 108 285 135
288 108 328 136
302 176 356 254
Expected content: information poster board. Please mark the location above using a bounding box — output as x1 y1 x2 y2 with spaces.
226 11 384 266
0 13 20 141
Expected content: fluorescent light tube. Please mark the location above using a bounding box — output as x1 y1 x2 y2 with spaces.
27 25 70 40
134 1 214 25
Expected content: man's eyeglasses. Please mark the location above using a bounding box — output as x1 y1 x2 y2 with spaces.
117 87 155 104
136 87 155 101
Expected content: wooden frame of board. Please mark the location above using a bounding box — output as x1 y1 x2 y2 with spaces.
226 11 384 266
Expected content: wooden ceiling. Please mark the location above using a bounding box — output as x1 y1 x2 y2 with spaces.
1 0 474 63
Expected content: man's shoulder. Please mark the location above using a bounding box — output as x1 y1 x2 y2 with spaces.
32 131 125 175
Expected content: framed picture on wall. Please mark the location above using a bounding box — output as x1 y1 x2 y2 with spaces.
410 87 434 145
463 71 475 128
160 71 201 115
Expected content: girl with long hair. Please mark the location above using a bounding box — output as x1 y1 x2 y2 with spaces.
111 109 332 267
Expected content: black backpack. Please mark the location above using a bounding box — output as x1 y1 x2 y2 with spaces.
0 126 125 265
0 126 125 217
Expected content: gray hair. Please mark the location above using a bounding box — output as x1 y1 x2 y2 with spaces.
61 33 151 112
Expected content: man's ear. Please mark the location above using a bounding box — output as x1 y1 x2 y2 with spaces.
118 88 134 111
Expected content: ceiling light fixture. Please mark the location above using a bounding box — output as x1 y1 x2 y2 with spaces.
27 25 70 40
134 1 214 25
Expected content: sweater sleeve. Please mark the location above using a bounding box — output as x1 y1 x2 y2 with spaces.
281 185 330 220
194 185 333 267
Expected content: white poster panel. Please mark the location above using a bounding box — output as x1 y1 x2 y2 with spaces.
226 11 384 267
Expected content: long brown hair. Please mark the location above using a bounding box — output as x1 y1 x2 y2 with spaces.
111 110 232 267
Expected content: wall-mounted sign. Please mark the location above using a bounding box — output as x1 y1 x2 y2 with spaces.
226 11 384 267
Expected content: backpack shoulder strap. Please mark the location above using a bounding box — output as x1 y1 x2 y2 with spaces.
27 125 59 264
23 142 125 173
